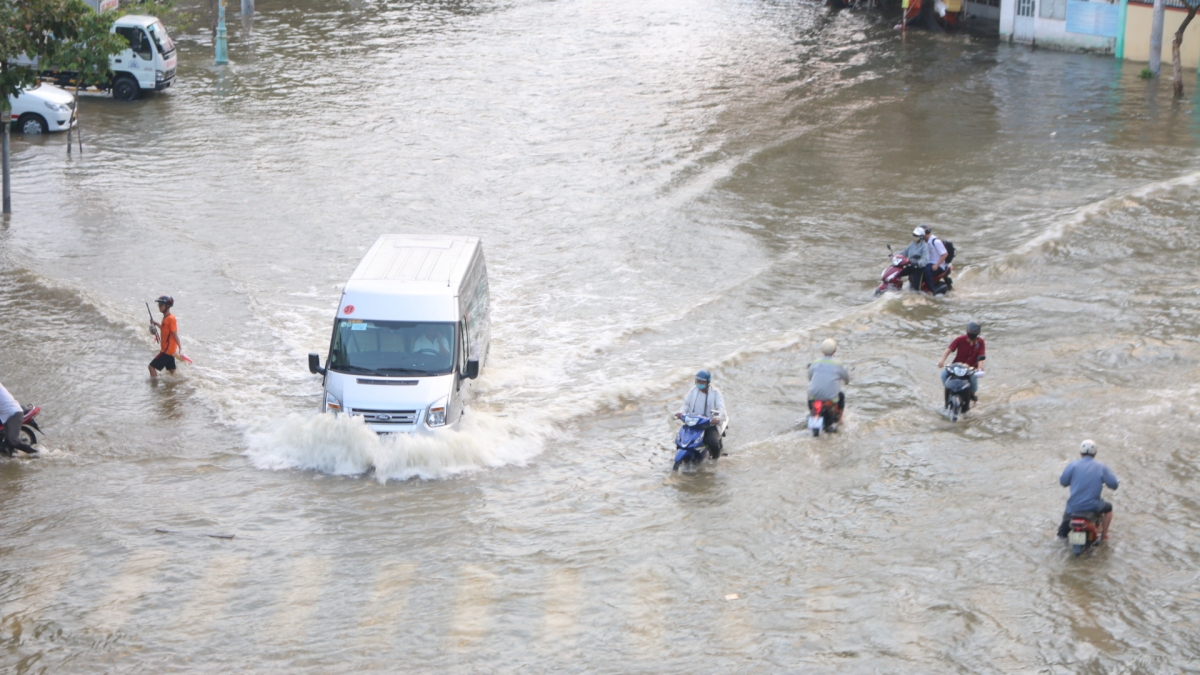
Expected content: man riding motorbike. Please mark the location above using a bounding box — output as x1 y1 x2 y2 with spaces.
675 370 726 459
808 338 850 425
1057 440 1119 541
0 381 37 457
901 227 933 294
937 321 985 403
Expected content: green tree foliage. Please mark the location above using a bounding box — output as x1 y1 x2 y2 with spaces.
0 0 127 112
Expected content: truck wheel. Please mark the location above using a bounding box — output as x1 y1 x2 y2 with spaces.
16 114 47 135
112 76 140 101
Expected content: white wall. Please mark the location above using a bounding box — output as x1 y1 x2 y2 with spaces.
1000 0 1017 39
1032 15 1116 51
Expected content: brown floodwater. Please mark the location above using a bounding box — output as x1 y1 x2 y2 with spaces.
1 0 1199 672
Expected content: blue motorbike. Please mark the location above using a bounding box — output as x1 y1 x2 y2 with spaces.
673 414 715 471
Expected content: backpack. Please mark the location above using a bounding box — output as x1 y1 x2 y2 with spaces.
943 240 956 264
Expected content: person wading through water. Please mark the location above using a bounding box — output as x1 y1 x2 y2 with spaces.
148 295 182 379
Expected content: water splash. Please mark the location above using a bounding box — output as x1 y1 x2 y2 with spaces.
246 409 547 482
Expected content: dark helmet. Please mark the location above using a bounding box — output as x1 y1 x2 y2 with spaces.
966 320 980 337
695 369 711 383
155 295 175 308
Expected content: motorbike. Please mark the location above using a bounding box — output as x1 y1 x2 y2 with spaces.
807 399 839 437
942 364 979 422
1067 512 1104 556
672 414 724 471
0 405 42 456
875 245 952 296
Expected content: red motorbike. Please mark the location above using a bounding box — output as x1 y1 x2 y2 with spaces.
1067 512 1103 556
874 245 953 296
0 405 42 456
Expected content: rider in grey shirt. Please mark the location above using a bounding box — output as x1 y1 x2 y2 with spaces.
808 339 850 422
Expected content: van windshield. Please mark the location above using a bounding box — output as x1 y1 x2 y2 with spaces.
328 320 455 376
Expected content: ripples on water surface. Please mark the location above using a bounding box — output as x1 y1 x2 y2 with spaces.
1 0 1199 672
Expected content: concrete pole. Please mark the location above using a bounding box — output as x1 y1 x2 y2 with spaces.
215 0 229 64
1150 0 1165 74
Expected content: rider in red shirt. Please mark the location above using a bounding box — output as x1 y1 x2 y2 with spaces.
938 321 985 399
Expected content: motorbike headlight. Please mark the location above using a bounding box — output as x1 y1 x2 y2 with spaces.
45 101 70 113
427 397 447 427
324 391 342 413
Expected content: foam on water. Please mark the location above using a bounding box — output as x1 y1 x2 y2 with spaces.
246 408 548 482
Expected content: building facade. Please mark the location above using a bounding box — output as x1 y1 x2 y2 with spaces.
996 0 1200 66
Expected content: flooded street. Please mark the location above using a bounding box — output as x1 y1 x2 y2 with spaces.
3 0 1200 671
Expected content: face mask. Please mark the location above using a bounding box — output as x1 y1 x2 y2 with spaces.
697 383 708 390
968 333 979 340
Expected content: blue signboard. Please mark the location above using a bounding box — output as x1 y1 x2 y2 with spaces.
1066 0 1121 38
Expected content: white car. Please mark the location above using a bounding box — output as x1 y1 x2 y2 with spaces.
8 83 76 135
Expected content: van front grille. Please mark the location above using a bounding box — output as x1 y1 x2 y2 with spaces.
351 408 419 425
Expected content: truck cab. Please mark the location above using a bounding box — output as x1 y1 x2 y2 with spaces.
108 15 176 100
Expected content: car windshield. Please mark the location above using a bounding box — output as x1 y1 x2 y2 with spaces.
147 22 175 56
328 320 455 376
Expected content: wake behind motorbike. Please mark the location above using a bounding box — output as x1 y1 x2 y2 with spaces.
942 364 979 422
807 399 839 437
0 405 42 457
672 414 725 471
875 245 952 296
1067 512 1104 556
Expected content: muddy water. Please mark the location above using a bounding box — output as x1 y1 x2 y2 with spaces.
2 0 1200 672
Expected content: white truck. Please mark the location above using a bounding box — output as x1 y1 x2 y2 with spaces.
308 236 491 434
38 8 177 101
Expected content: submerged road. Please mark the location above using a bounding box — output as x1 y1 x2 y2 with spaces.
1 0 1199 672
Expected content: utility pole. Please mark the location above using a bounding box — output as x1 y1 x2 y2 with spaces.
2 110 10 215
215 0 229 65
1150 0 1165 74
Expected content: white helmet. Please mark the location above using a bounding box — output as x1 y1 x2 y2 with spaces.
821 338 837 356
1080 440 1097 456
912 226 925 237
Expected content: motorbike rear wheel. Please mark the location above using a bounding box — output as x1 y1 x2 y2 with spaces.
1072 544 1084 556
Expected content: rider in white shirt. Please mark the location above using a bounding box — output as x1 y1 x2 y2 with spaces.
924 225 948 272
674 370 727 458
0 382 35 456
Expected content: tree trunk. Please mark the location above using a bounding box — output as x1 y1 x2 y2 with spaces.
1173 6 1197 98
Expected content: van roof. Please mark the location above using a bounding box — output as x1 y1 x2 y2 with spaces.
346 235 480 296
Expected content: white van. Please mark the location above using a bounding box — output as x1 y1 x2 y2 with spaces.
308 235 490 433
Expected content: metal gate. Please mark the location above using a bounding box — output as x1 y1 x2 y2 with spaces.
1014 0 1036 43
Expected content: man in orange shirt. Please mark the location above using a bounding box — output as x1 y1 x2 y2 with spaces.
148 295 181 378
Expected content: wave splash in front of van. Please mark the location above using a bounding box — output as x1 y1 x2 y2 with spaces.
245 412 544 482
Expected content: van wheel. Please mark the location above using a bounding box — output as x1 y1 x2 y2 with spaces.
112 76 140 101
16 114 47 135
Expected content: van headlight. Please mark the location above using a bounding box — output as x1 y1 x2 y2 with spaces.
324 391 342 413
156 70 165 82
427 397 447 427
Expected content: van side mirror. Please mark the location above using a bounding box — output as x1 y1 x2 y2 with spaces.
308 353 325 375
465 359 479 380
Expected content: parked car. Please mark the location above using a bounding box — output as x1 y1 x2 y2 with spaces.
8 83 76 135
